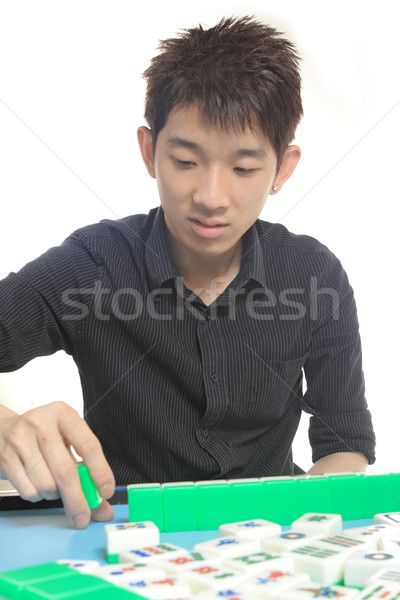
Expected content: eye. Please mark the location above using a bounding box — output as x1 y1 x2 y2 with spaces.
234 167 258 175
175 159 197 168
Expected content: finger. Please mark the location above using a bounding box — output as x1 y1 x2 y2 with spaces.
17 445 61 501
91 499 114 523
38 433 91 528
1 420 59 501
30 402 113 527
31 411 90 527
55 407 115 499
20 462 60 502
1 451 42 502
35 403 113 527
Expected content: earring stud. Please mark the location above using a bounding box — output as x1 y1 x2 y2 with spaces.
272 185 278 192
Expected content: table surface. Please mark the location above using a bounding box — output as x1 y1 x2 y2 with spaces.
0 503 373 573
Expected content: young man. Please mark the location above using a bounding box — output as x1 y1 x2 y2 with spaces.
0 17 375 529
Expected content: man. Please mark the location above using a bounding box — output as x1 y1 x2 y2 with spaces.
0 17 375 529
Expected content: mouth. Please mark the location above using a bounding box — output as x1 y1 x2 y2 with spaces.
188 217 229 239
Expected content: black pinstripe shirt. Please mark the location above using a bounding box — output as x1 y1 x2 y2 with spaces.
0 207 375 483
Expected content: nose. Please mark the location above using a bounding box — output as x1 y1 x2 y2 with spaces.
192 166 230 212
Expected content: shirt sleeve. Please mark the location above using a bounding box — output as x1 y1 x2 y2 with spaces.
302 254 376 465
0 236 100 372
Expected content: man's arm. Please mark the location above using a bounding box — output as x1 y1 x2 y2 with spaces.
302 254 376 468
307 451 368 475
0 401 115 528
0 227 117 526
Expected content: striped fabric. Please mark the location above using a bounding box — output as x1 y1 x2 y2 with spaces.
0 207 375 483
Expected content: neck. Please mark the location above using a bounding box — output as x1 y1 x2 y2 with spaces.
167 234 242 306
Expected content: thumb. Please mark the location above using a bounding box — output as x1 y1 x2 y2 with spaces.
91 498 114 522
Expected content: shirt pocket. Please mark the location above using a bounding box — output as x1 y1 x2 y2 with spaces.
236 352 308 425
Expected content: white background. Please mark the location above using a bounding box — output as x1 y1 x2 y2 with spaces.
0 0 399 475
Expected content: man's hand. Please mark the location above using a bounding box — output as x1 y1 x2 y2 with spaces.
0 401 115 529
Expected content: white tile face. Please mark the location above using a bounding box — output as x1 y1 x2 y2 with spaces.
236 571 310 600
344 551 400 588
379 532 400 553
286 541 356 585
366 567 400 587
195 590 254 599
345 524 396 549
261 531 320 553
104 521 159 555
277 531 377 587
359 583 400 600
119 543 187 564
278 581 360 600
222 551 293 575
181 564 248 594
119 575 190 599
92 562 165 583
194 536 261 559
56 559 99 573
157 551 221 574
219 519 281 540
316 533 375 554
291 513 342 537
374 513 400 527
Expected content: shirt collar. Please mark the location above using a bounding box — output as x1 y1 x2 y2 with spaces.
145 206 179 289
239 222 268 289
145 206 267 290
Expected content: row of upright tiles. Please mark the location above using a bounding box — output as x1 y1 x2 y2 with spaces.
127 472 400 533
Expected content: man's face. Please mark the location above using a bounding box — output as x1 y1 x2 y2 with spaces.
142 104 283 261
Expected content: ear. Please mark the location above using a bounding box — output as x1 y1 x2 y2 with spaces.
271 145 301 194
137 126 156 179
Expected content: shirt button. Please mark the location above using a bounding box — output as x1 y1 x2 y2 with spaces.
204 311 211 321
211 373 218 383
203 428 209 438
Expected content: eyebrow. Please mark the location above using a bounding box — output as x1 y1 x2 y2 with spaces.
166 136 267 159
235 147 267 159
167 136 200 151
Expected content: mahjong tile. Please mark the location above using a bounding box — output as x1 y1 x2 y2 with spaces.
285 534 374 586
344 524 396 549
366 567 400 588
316 532 375 554
379 532 400 553
104 521 159 555
344 550 400 588
278 581 359 600
195 589 254 599
92 562 165 583
222 550 293 575
374 513 400 527
119 543 187 564
182 564 248 594
236 569 310 599
56 559 99 574
219 519 281 540
358 583 400 600
119 575 190 599
157 551 221 574
194 536 261 560
261 531 320 553
291 513 342 537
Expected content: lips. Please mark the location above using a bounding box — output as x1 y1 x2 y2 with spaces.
188 217 228 239
190 217 227 227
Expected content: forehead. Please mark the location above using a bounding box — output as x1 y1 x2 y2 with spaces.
159 103 274 153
